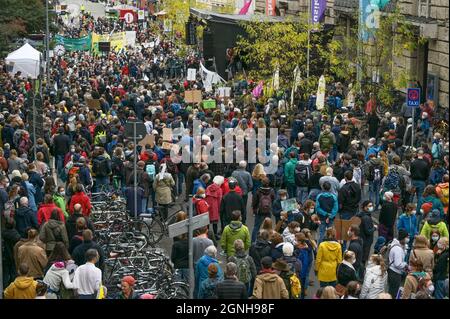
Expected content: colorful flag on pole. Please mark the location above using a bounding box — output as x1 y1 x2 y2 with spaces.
316 75 326 111
252 81 264 98
311 0 327 24
239 0 253 15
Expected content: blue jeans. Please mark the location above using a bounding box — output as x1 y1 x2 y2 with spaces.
287 183 297 199
94 176 110 193
252 214 269 243
297 187 309 205
434 279 447 299
56 154 65 178
308 189 321 202
177 172 185 195
412 180 426 202
318 219 334 244
369 180 382 209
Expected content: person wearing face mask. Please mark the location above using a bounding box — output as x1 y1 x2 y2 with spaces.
53 186 68 219
433 237 449 299
272 189 288 224
347 225 364 280
402 258 434 299
357 201 376 265
397 203 418 254
282 221 301 246
335 250 357 297
429 230 441 253
387 228 409 297
296 200 320 236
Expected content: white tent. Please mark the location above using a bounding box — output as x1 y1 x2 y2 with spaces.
5 43 41 79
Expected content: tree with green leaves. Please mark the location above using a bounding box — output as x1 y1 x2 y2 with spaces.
335 8 426 107
0 0 46 55
236 17 349 101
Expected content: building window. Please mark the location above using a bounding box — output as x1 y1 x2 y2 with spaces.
417 0 430 18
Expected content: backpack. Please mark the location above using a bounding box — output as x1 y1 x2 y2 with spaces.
272 164 285 188
294 163 311 187
258 192 272 214
3 199 16 224
289 273 301 299
201 280 218 299
384 167 402 191
235 256 252 284
93 157 111 178
95 131 107 145
368 164 383 182
379 240 396 267
145 163 156 181
437 186 449 207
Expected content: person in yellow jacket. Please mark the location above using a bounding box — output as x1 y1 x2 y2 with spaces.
315 228 342 287
4 263 38 299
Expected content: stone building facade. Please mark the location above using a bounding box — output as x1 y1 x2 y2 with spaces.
252 0 449 108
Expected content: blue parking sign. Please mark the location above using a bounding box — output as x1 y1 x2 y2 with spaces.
407 88 421 107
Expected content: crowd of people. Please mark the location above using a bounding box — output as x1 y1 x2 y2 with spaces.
0 6 449 300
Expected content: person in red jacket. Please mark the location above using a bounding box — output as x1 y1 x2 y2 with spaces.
193 188 209 216
206 175 224 238
37 194 65 225
221 177 243 196
69 184 92 217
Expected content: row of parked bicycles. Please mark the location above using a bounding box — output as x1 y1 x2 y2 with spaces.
89 191 189 299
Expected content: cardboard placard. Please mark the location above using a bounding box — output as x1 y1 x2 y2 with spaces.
86 98 100 110
184 90 202 104
334 216 361 241
187 68 197 81
161 141 172 150
162 128 173 141
217 87 231 97
138 134 155 147
203 99 216 109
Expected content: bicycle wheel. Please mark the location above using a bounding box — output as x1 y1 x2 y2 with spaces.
144 217 165 245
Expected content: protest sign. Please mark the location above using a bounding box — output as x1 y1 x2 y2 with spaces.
203 99 217 109
187 68 196 81
184 90 202 104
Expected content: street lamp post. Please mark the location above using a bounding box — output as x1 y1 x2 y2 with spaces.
46 0 50 84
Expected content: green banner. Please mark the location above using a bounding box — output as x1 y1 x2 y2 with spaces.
203 99 216 109
55 34 92 51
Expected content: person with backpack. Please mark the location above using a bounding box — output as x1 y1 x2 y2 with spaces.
357 200 377 265
251 177 276 243
272 260 301 299
387 229 409 297
401 259 434 299
365 153 385 210
198 263 222 299
252 256 289 299
295 153 312 205
231 161 253 223
378 192 398 243
281 242 302 281
221 210 251 258
416 185 445 225
216 262 248 299
429 159 446 186
284 152 298 199
316 181 339 243
14 197 38 238
153 163 175 221
228 239 257 296
410 149 431 202
249 230 272 274
338 170 362 221
409 235 435 276
52 128 71 180
91 148 112 193
39 209 69 256
195 245 224 299
435 174 449 215
432 132 443 160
